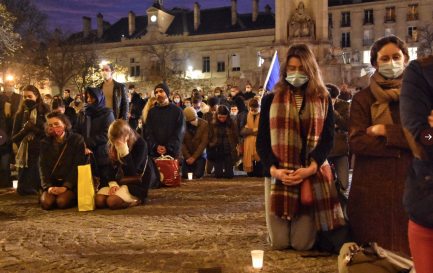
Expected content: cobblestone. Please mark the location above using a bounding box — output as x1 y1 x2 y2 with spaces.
0 177 337 273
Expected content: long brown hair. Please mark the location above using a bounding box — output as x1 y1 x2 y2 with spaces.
274 44 327 98
108 119 139 162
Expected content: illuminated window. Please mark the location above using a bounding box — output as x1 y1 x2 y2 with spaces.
363 50 370 64
408 47 418 60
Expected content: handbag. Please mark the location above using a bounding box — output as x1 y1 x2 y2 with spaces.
300 163 333 206
338 242 414 273
118 156 149 185
154 155 181 187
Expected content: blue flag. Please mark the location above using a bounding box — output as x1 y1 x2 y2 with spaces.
263 51 280 92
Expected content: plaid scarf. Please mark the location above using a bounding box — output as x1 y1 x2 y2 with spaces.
269 90 345 231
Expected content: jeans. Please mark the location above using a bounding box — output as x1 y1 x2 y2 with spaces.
182 157 206 179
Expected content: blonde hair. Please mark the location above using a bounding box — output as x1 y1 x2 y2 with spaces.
275 44 328 98
141 96 157 124
108 119 138 162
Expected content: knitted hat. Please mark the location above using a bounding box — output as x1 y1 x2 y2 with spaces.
183 106 197 122
154 83 170 97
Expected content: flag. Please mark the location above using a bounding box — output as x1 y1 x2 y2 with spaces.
263 51 280 92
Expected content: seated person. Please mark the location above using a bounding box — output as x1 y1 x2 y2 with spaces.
39 112 86 210
95 120 155 209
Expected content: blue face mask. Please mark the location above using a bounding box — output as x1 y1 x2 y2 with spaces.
378 60 405 79
285 72 309 88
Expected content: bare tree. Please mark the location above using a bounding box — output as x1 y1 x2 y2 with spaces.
143 44 184 82
70 47 100 93
0 4 21 63
417 24 433 57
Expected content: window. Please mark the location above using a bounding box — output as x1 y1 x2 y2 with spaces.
217 61 225 72
231 54 240 71
407 4 419 21
385 28 394 37
341 12 351 27
364 9 374 25
363 29 374 46
408 47 418 60
363 50 370 64
130 58 135 63
408 26 418 42
130 65 141 77
341 32 351 48
328 13 333 28
385 7 396 23
257 53 264 68
202 56 210 73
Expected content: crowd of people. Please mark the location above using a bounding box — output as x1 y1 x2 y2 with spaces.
0 35 432 273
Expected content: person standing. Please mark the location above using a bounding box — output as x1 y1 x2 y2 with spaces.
99 63 129 120
348 35 412 255
401 55 433 273
145 83 184 158
256 44 343 250
62 89 73 107
12 85 50 195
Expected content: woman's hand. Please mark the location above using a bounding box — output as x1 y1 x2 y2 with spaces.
428 110 433 127
366 124 386 136
84 148 93 155
270 167 302 186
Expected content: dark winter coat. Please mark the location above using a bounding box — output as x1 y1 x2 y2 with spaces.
329 98 350 157
208 118 239 164
129 92 145 130
400 56 433 229
348 86 412 255
145 103 184 158
75 88 115 166
12 102 50 160
39 132 86 192
99 80 129 120
111 137 156 201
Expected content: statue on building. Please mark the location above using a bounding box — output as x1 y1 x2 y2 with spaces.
289 1 314 39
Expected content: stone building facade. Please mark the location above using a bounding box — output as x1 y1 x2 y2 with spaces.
68 0 433 94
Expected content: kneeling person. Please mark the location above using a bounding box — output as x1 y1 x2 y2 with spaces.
182 107 208 179
39 112 86 210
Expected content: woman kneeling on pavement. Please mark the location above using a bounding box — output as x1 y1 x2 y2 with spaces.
39 112 86 210
95 119 152 209
257 44 345 250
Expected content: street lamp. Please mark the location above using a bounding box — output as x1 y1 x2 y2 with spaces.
5 75 14 82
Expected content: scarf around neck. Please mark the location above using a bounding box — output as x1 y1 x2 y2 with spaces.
369 72 401 125
268 89 345 231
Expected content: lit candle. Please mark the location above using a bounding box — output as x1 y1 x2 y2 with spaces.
188 172 193 180
251 250 264 269
12 180 18 190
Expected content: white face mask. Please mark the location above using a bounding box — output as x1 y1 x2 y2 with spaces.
102 71 112 81
184 102 191 108
285 72 309 88
190 119 198 126
378 60 405 79
173 98 180 103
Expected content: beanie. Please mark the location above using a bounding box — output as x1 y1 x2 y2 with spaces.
154 83 170 97
183 106 198 122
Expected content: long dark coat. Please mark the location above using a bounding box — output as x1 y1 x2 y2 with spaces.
348 86 412 255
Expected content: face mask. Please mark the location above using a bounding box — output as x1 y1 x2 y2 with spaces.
286 72 309 88
49 126 65 138
24 99 36 109
102 71 112 80
378 60 405 79
215 93 220 96
190 119 198 126
230 92 236 97
173 98 180 103
231 111 238 116
184 103 191 108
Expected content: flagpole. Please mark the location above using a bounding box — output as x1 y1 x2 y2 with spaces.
263 50 278 92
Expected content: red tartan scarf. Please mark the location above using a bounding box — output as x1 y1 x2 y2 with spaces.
269 89 345 231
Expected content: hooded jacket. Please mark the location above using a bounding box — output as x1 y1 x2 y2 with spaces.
75 87 115 166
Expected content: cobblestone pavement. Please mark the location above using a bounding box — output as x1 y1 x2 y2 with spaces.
0 177 337 273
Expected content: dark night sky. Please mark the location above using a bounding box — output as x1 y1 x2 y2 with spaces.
34 0 275 33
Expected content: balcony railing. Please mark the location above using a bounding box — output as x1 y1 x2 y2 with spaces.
384 16 396 23
363 18 374 25
341 20 351 27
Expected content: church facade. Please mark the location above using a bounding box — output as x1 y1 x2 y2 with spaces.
69 0 433 94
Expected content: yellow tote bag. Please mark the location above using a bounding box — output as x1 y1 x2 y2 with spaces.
77 164 95 211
